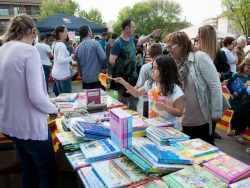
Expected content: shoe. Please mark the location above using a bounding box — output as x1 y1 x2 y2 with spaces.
234 135 244 144
246 148 250 155
226 131 234 137
214 132 222 139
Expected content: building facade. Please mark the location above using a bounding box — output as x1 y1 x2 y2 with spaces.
217 17 237 35
203 16 219 30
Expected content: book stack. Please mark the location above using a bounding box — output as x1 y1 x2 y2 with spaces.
80 166 105 188
203 154 250 184
144 117 174 127
101 95 125 109
54 93 78 102
65 150 88 170
55 99 86 112
162 164 228 188
61 116 96 132
109 108 132 149
131 115 147 131
89 111 110 128
146 126 190 145
228 177 250 188
132 137 156 147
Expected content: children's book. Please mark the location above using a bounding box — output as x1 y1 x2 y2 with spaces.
75 121 110 136
146 132 171 146
144 117 174 127
135 179 169 188
132 137 156 147
162 164 228 188
193 151 225 165
101 95 125 109
77 170 90 188
54 93 78 102
81 166 106 188
113 157 150 183
228 77 246 95
132 130 146 137
89 111 111 128
61 116 96 131
55 99 85 110
123 177 161 188
142 144 194 164
228 177 250 188
80 138 122 162
65 150 88 170
171 138 220 158
203 154 250 184
91 160 132 188
56 132 85 146
132 115 147 131
86 89 101 105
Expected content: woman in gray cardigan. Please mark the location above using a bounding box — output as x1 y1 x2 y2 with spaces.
165 31 230 145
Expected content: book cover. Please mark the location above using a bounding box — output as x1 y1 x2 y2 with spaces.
193 151 225 165
172 138 220 158
135 179 169 188
203 154 250 184
101 95 124 109
75 121 110 136
123 177 161 188
55 132 84 146
55 99 85 109
132 130 146 137
54 93 78 102
142 144 194 164
228 177 250 188
80 166 106 188
91 160 132 188
132 115 147 131
132 137 156 147
61 116 96 130
80 138 122 162
144 117 174 127
86 89 101 105
77 170 90 188
162 164 227 188
228 77 246 95
89 111 110 122
65 150 88 170
113 157 150 183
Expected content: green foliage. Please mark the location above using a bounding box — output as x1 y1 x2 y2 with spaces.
78 8 106 27
221 0 250 35
38 0 80 21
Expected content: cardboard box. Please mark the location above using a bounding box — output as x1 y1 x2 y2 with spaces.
0 173 22 188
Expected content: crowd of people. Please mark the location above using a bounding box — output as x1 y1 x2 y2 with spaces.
0 13 250 187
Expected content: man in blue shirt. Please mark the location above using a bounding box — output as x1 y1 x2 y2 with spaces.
76 25 107 89
109 19 162 110
99 32 108 51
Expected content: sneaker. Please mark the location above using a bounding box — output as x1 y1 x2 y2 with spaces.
234 135 244 144
226 131 234 137
246 148 250 155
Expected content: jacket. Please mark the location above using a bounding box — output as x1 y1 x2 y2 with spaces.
214 50 232 81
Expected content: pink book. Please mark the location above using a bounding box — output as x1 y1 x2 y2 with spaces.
86 89 101 105
132 115 147 131
109 108 127 149
203 154 250 184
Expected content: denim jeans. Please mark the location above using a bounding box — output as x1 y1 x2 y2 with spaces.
55 77 72 94
42 65 51 92
4 129 57 188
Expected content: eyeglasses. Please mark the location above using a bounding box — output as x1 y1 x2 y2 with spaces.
166 44 179 50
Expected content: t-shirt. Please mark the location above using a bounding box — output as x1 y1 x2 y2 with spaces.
110 37 138 64
99 39 106 51
144 81 184 128
35 43 51 66
222 47 236 72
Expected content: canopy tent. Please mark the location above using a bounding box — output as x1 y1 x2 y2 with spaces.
36 13 107 35
179 23 236 39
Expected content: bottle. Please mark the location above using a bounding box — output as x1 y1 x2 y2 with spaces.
246 85 250 95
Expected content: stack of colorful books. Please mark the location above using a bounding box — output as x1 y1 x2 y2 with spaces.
61 116 95 132
146 126 190 145
110 108 132 149
54 93 78 102
55 99 86 112
144 117 174 127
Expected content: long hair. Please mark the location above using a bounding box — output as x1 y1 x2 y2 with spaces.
198 25 220 61
148 55 182 96
166 31 197 61
237 58 250 75
53 25 66 41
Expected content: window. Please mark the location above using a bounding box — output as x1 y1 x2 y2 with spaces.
24 5 31 15
0 5 9 15
33 6 40 14
14 6 19 15
0 20 9 30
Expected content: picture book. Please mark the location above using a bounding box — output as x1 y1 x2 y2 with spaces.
55 132 85 146
144 117 174 127
75 121 110 136
91 160 132 188
113 157 150 183
70 124 105 140
54 93 78 102
193 151 225 165
123 177 161 188
101 95 124 109
228 77 246 95
61 116 96 131
80 138 122 162
172 138 220 158
77 170 90 188
80 166 105 188
135 179 169 188
89 111 110 122
65 150 88 170
86 89 101 105
146 132 170 146
162 164 228 188
228 177 250 188
132 137 156 147
132 130 146 138
132 115 147 131
55 99 85 110
203 154 250 184
142 144 194 164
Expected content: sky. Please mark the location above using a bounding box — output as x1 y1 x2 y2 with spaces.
76 0 222 25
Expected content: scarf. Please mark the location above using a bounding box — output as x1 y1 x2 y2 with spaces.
176 53 190 92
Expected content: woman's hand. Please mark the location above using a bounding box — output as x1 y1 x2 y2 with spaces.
49 113 58 120
155 102 168 111
113 77 127 86
71 54 75 60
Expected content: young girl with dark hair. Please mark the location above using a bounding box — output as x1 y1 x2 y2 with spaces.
114 55 184 129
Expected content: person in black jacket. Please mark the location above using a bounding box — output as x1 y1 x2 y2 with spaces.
198 25 231 143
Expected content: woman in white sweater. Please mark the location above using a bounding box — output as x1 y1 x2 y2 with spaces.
52 25 75 94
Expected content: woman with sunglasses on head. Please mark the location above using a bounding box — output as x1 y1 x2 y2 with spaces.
52 25 75 94
0 14 58 188
166 31 230 145
198 25 232 141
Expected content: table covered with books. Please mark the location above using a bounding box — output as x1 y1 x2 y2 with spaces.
51 90 250 188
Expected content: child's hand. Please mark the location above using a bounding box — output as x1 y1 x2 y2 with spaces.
155 102 168 111
233 92 238 98
221 80 228 86
113 77 126 85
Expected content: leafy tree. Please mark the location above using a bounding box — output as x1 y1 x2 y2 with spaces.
78 8 106 27
38 0 80 21
221 0 250 35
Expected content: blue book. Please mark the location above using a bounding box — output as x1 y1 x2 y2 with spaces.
75 121 110 136
71 125 108 139
80 138 122 162
228 77 246 95
142 144 194 164
77 170 90 188
81 166 105 188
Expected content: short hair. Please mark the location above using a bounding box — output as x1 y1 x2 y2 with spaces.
102 32 108 37
111 32 117 39
237 36 246 43
79 25 90 39
223 37 235 47
148 43 162 58
95 36 100 40
122 19 132 30
53 25 66 40
155 39 159 43
39 33 47 41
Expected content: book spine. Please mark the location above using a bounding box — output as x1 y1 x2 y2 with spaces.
91 167 108 187
193 149 220 158
127 115 132 149
86 151 121 163
158 159 193 165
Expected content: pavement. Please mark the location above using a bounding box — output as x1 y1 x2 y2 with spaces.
50 82 250 188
